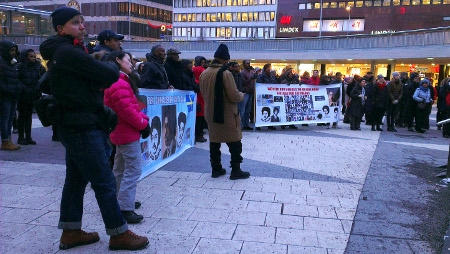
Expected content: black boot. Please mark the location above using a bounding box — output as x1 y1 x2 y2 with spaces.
230 164 250 180
211 164 226 178
371 125 376 131
376 125 383 131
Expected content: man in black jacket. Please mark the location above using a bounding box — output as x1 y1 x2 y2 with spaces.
164 48 183 90
0 40 22 151
140 45 173 89
39 7 148 251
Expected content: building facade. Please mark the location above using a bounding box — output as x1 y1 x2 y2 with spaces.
277 0 450 37
172 0 277 41
2 0 173 41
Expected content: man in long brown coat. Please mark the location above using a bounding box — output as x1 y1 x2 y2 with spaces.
199 44 250 180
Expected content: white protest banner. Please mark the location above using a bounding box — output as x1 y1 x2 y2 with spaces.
254 83 341 127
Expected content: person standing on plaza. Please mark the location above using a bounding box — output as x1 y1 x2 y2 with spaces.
256 63 278 130
16 49 46 145
386 72 403 132
0 40 22 151
199 44 250 180
347 79 367 130
310 70 320 85
93 29 124 53
39 7 148 250
412 79 432 133
164 48 183 90
372 74 388 131
405 72 421 132
396 71 409 127
240 59 257 131
104 50 150 224
192 56 207 142
140 44 173 90
300 71 312 84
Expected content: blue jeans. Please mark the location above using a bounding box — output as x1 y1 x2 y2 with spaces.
58 126 128 236
0 100 17 141
239 94 253 128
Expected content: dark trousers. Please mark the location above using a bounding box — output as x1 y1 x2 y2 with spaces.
195 116 206 137
415 108 427 131
365 110 375 125
405 101 417 128
386 103 399 127
373 107 386 127
17 99 34 139
210 141 243 169
350 115 361 130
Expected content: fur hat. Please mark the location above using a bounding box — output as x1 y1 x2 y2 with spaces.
51 7 82 32
214 44 230 60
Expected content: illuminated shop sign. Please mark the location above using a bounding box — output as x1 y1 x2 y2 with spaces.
280 16 292 25
279 27 299 33
303 19 365 32
370 30 395 34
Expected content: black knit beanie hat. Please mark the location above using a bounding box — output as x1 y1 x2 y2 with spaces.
51 7 82 32
214 44 230 60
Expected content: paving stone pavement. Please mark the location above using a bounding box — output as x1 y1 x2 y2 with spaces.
0 112 448 254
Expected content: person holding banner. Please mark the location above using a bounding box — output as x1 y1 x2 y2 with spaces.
199 44 250 180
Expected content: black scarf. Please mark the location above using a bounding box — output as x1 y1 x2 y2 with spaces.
213 60 229 124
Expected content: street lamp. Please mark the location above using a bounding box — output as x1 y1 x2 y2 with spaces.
346 6 351 34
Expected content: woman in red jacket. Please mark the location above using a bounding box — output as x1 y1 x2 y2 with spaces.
193 56 207 143
104 50 150 224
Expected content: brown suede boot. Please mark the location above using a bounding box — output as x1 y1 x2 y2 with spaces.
109 230 149 251
1 140 20 151
59 229 100 250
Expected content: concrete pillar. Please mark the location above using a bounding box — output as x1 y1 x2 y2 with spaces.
387 64 392 79
320 64 326 77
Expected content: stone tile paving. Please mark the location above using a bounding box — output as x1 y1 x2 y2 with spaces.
0 122 382 253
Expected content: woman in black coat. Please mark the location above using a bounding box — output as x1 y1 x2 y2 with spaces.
372 75 388 131
17 49 46 145
347 79 367 130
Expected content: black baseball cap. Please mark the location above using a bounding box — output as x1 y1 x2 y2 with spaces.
98 29 124 44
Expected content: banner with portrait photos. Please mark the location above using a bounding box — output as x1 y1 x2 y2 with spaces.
137 89 196 180
254 83 342 127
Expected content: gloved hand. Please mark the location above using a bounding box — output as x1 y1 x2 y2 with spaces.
358 94 364 98
393 100 398 104
140 124 151 139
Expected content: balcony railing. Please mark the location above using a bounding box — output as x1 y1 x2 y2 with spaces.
2 26 449 59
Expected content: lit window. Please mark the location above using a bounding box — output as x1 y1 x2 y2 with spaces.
422 0 430 4
306 3 312 8
226 13 232 21
339 2 346 7
197 0 202 6
237 0 242 4
323 2 330 8
242 12 248 21
383 0 391 5
237 12 241 21
374 0 382 5
402 0 410 4
393 0 400 4
270 11 275 20
432 0 441 3
227 0 232 5
356 1 363 6
181 14 187 21
364 1 373 6
314 3 321 8
206 13 211 22
211 0 217 6
347 1 355 7
299 3 306 9
176 13 181 21
243 0 248 5
187 14 192 22
211 13 217 22
412 0 419 4
249 0 254 5
272 0 277 3
248 12 253 21
259 0 265 4
443 0 449 3
330 2 338 8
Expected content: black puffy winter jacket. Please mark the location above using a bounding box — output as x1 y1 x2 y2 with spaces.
0 40 22 101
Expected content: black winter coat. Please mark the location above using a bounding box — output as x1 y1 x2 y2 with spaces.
17 60 46 101
0 40 22 101
347 84 365 118
372 82 388 108
140 53 170 89
39 35 120 130
181 69 199 92
165 58 183 90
